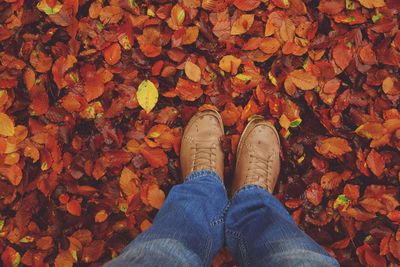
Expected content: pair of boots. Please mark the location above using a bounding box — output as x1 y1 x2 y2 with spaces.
180 110 281 195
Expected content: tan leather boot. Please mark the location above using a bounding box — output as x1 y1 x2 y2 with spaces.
231 116 281 195
180 110 225 180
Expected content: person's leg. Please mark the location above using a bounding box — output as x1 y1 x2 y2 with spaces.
105 110 228 267
225 185 339 267
226 117 339 267
105 170 228 267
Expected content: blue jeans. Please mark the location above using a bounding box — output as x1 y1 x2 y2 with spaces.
105 171 339 267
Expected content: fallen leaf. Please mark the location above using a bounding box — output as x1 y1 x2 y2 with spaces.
366 149 385 177
175 78 203 101
66 199 82 216
231 14 254 35
219 55 241 75
288 69 318 90
140 146 168 168
233 0 261 11
137 80 159 113
305 183 323 206
104 43 121 65
0 112 15 137
184 61 201 82
315 137 352 158
147 184 165 209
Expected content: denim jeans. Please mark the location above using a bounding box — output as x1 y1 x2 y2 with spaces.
105 170 339 267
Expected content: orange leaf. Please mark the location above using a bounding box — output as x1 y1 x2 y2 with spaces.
219 55 241 75
24 68 36 91
184 61 201 82
103 43 121 65
332 41 352 70
30 50 52 73
140 146 168 168
0 112 15 137
119 167 139 197
175 78 203 101
233 0 261 11
259 37 281 54
147 184 165 209
288 69 318 90
221 103 241 126
365 149 385 177
231 14 254 35
0 165 22 186
140 219 152 232
320 170 352 190
95 210 108 223
66 199 81 216
315 137 352 158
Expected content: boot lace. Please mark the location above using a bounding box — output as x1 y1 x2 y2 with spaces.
192 143 217 171
246 153 273 189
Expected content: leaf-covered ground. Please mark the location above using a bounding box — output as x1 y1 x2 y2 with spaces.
1 0 400 266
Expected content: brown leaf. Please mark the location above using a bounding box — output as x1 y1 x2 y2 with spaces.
305 182 323 206
82 240 105 263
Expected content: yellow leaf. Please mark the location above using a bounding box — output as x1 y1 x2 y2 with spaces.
219 55 242 75
137 80 159 113
37 0 63 15
0 112 15 137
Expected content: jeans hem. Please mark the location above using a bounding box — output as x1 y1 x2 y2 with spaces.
186 170 224 187
233 184 267 199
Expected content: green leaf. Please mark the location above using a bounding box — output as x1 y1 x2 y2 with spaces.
289 118 302 128
236 73 252 82
137 80 159 113
177 9 185 24
372 11 383 23
333 194 350 209
130 0 136 8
